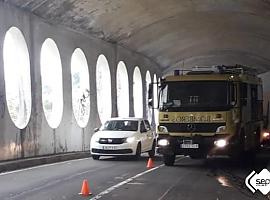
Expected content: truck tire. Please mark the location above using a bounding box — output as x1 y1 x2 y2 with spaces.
229 129 245 160
163 154 175 166
135 143 141 159
255 128 261 151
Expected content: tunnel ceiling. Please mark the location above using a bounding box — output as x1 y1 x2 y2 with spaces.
6 0 270 74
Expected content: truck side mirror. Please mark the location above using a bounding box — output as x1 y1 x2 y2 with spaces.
148 99 153 107
94 128 99 132
148 83 153 99
148 83 153 108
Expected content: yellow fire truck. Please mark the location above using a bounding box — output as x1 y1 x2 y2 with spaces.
150 65 266 166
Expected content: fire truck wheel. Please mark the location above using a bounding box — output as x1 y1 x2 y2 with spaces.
163 154 175 166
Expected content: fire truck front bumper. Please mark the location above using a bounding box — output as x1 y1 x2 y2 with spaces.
156 135 234 157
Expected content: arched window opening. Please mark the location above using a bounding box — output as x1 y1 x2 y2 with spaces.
116 61 129 117
96 54 112 124
40 38 63 128
71 48 90 128
133 66 143 118
3 27 32 129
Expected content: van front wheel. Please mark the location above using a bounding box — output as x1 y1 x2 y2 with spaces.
92 155 100 160
135 143 141 159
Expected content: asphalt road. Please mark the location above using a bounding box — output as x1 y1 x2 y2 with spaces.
0 154 269 200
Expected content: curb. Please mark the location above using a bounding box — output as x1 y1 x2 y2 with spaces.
0 152 90 173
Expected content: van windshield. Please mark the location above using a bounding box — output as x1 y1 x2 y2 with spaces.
101 120 138 131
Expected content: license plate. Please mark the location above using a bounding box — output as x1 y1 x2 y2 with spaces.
102 146 117 150
183 140 192 144
180 144 199 149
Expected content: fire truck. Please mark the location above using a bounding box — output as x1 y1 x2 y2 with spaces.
149 65 267 166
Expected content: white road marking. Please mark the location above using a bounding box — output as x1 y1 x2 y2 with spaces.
158 182 177 200
89 156 186 200
8 168 104 199
0 157 91 176
127 182 145 185
89 164 164 200
158 157 188 200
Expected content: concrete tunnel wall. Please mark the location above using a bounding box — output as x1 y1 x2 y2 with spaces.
0 2 161 161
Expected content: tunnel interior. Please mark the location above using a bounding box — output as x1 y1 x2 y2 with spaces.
0 0 270 161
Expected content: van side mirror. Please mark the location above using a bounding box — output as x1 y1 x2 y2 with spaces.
94 128 99 132
140 127 147 133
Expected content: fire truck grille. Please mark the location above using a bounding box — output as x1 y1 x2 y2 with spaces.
160 123 226 133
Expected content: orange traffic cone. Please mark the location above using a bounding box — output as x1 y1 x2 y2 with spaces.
79 179 92 196
147 158 154 169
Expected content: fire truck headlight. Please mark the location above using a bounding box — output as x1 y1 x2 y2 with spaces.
158 139 169 146
214 139 227 148
158 126 168 133
263 132 270 140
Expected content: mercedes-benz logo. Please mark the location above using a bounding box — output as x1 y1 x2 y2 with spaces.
187 124 196 132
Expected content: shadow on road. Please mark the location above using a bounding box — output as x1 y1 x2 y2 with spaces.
173 154 269 200
174 151 270 173
205 156 269 172
97 154 163 162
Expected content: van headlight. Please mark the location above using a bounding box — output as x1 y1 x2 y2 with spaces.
91 135 100 143
158 139 169 146
126 136 136 143
214 139 227 148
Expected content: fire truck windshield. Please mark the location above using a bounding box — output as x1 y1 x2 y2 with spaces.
159 81 235 111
